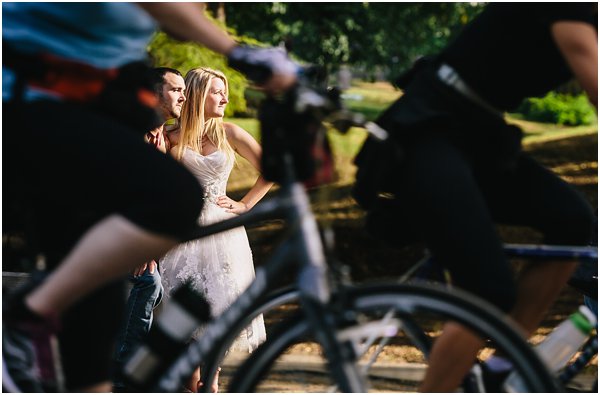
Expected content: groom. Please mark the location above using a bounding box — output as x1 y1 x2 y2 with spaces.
112 67 187 393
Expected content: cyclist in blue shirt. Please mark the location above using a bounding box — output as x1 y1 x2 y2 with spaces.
2 3 297 392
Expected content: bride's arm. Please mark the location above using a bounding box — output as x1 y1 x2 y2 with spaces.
218 122 273 214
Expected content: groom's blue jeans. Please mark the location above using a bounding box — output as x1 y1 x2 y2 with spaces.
112 267 163 391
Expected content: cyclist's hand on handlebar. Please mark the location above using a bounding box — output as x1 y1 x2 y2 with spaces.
228 45 299 95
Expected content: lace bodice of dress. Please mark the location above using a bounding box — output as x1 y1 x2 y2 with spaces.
161 146 267 352
181 148 233 204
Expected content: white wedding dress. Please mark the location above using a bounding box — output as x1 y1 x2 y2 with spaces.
160 147 266 353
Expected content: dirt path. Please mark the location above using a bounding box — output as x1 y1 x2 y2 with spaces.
217 348 596 392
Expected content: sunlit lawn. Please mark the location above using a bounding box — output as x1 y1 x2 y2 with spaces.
227 81 597 191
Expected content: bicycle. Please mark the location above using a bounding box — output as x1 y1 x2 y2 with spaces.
194 245 596 392
502 244 598 393
221 245 597 392
118 78 563 392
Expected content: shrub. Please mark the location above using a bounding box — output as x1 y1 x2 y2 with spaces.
517 92 596 126
147 12 271 118
242 87 266 118
148 32 248 117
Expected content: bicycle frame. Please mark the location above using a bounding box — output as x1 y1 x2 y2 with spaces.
148 154 364 392
503 244 598 260
132 74 597 391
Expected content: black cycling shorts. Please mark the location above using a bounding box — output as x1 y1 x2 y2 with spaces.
4 100 204 268
58 281 126 389
3 99 204 388
370 71 594 312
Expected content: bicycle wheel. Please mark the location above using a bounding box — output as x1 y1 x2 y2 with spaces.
199 286 301 392
228 283 560 392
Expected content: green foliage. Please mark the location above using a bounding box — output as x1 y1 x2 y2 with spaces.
147 31 248 117
242 88 266 117
517 92 597 126
224 3 485 79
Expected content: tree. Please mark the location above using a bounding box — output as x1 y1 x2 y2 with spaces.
224 2 485 79
147 10 252 117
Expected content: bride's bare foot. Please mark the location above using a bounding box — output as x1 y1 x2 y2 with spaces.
198 367 221 393
185 366 201 393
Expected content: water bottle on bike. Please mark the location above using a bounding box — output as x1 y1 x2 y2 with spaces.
504 305 597 392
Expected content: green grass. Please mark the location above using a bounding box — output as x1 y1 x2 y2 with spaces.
507 116 598 144
230 81 598 150
227 81 597 190
343 81 402 121
346 80 402 104
225 117 260 140
224 118 368 161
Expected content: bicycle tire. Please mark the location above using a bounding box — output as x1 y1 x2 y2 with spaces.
228 283 560 392
198 286 300 392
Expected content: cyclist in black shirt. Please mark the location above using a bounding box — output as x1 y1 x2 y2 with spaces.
365 3 597 391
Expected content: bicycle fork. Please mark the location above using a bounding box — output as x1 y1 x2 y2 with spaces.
290 181 368 392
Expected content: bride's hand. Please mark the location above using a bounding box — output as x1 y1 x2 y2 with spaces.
217 195 249 214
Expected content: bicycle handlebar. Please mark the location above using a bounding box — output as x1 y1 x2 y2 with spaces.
258 66 389 185
270 66 389 140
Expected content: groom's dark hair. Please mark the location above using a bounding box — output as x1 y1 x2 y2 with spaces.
151 67 183 93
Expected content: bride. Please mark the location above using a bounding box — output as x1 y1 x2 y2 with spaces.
160 67 272 392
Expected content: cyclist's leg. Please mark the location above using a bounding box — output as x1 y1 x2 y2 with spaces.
418 152 592 391
511 263 578 336
389 134 516 391
59 281 126 391
16 100 202 316
3 100 203 390
481 153 593 334
397 135 517 311
27 216 175 318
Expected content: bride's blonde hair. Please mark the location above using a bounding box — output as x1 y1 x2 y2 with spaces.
174 67 235 162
